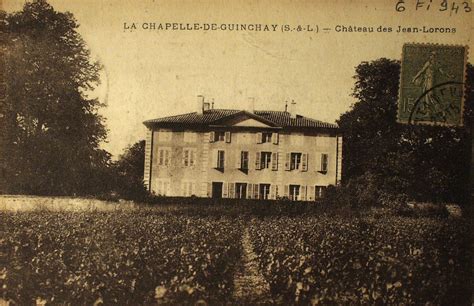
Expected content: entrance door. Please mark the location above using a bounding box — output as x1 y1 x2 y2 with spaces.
212 182 223 198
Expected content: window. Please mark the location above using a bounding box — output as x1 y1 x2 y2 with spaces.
216 131 225 141
290 153 302 170
320 154 328 172
262 132 272 143
240 151 249 170
182 148 196 167
236 183 247 199
315 186 327 198
256 132 279 144
285 152 308 171
257 151 272 169
259 184 271 200
181 181 196 196
289 184 300 201
210 131 231 142
156 179 171 196
183 132 197 143
217 150 225 169
256 152 278 170
158 148 171 166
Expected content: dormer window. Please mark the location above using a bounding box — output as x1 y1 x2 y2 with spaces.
216 131 225 142
262 132 272 143
209 131 231 143
256 132 279 144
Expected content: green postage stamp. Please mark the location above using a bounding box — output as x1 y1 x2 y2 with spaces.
398 43 468 126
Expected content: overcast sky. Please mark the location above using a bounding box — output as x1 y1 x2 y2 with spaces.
5 0 472 158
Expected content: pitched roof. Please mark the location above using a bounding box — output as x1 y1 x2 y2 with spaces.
143 109 338 130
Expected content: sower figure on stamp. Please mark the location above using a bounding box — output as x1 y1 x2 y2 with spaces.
411 51 454 117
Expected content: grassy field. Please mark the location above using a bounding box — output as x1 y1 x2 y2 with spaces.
0 200 470 305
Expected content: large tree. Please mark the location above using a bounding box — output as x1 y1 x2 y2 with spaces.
338 58 472 204
1 0 111 195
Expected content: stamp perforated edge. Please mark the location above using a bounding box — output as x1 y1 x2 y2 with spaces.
397 42 469 127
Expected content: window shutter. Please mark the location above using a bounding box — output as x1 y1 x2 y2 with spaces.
225 131 231 143
182 149 187 166
285 153 291 171
209 132 215 143
300 186 307 201
255 152 261 170
256 132 262 144
229 183 235 199
211 149 217 168
236 152 242 169
222 151 225 169
284 185 289 198
270 185 276 200
165 149 170 166
247 184 253 199
321 154 328 172
301 153 308 172
245 152 250 170
271 152 278 171
272 133 279 144
308 186 315 201
254 184 260 199
222 182 229 198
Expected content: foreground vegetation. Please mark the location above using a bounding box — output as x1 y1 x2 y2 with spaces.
250 215 470 305
1 204 470 304
1 210 243 304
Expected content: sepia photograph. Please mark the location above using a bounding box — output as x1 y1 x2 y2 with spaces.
0 0 472 304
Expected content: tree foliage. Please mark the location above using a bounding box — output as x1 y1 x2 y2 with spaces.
338 58 472 204
2 0 111 195
112 140 147 200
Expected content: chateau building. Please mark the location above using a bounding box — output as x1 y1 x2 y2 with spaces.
143 97 342 201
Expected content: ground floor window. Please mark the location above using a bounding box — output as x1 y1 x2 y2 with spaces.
259 184 271 200
236 183 247 199
315 186 327 198
155 179 171 196
181 181 196 197
289 184 300 201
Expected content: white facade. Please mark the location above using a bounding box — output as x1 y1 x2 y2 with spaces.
144 109 342 201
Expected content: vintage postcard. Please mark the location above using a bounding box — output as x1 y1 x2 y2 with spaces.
1 0 472 305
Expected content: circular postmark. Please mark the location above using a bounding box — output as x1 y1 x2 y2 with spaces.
408 81 464 125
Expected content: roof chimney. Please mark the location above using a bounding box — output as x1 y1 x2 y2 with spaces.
248 97 255 113
289 100 297 118
203 101 210 112
197 95 205 114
